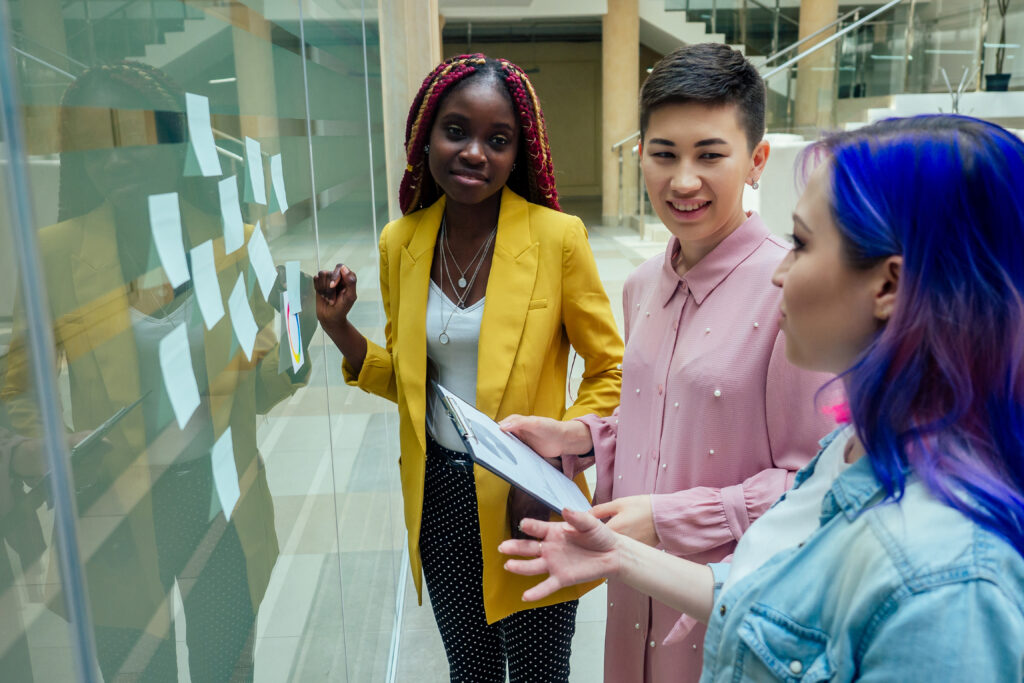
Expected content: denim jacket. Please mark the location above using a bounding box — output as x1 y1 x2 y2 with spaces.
700 429 1024 682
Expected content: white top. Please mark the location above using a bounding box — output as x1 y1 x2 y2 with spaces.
722 425 854 595
425 280 485 453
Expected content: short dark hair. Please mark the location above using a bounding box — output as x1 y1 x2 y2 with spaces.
640 43 765 150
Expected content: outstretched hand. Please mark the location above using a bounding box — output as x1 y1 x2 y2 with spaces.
499 507 620 602
313 264 358 332
499 414 594 461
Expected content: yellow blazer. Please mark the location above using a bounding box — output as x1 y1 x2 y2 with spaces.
345 188 624 623
1 201 301 631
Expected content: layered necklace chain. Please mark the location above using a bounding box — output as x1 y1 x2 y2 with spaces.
437 215 497 344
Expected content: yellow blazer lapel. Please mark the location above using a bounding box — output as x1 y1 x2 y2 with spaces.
397 199 445 452
476 189 537 419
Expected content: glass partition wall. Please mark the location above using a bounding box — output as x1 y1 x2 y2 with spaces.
0 0 400 680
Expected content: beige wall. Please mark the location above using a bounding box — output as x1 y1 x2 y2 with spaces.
444 41 603 198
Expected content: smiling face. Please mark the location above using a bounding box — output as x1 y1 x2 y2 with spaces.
427 76 519 213
771 163 900 375
641 101 768 268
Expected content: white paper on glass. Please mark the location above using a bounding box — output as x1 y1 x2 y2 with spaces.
218 176 245 254
227 273 258 360
285 260 302 313
247 223 277 301
189 240 224 330
158 323 201 429
210 427 240 520
184 92 223 177
269 153 288 213
244 136 267 205
433 383 592 512
148 192 190 288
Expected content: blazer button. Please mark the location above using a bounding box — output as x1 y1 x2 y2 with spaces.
719 605 726 617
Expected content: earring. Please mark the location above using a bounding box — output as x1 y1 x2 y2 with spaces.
512 162 517 172
751 180 759 190
423 144 430 155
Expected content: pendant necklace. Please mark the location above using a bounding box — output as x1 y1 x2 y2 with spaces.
442 215 495 290
437 218 496 344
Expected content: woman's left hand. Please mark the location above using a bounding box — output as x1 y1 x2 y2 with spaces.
499 508 620 601
590 495 659 547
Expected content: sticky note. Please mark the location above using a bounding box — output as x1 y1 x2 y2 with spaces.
148 193 190 288
247 223 277 301
286 260 302 313
184 93 222 177
227 273 258 360
270 153 288 213
279 291 304 374
189 240 224 330
244 136 267 205
210 428 240 520
218 176 245 254
158 323 201 429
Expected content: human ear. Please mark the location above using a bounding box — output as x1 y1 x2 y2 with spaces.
749 139 770 184
873 256 902 322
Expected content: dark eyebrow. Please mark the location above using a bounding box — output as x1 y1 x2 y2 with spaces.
439 112 515 133
695 138 729 148
647 138 675 147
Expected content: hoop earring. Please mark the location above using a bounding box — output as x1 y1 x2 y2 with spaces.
512 162 517 172
423 144 430 155
750 180 759 190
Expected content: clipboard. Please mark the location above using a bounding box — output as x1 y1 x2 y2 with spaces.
27 393 147 509
431 382 592 513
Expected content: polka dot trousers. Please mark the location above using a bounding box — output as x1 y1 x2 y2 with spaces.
420 436 577 682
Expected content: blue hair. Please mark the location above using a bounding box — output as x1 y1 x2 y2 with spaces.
812 115 1024 556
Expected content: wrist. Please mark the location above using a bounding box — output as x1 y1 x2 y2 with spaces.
562 420 594 456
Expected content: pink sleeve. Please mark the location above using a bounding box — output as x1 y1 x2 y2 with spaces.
562 409 620 502
651 332 837 556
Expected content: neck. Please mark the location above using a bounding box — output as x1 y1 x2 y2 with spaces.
444 190 502 239
673 205 749 276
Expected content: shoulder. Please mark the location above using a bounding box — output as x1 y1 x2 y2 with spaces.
624 249 665 295
863 481 1024 610
380 211 422 249
523 202 587 244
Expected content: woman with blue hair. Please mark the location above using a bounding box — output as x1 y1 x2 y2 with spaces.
499 114 1024 679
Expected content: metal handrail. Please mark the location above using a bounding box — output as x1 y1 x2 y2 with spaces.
611 130 641 150
12 47 76 80
758 6 864 68
762 0 905 80
10 29 90 71
746 0 799 27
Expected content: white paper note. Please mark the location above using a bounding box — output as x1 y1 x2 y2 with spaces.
269 153 288 213
158 323 201 429
281 291 305 373
210 428 240 520
286 260 302 313
244 136 267 205
218 176 245 255
184 93 223 177
247 223 277 301
227 273 258 360
189 240 224 330
148 193 190 288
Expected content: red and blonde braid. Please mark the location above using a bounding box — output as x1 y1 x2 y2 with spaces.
398 54 561 214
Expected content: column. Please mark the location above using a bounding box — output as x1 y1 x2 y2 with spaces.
793 0 840 131
601 0 639 224
377 0 442 222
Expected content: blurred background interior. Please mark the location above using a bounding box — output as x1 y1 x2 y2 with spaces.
0 0 1021 680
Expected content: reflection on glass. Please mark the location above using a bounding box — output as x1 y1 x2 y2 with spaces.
1 60 316 681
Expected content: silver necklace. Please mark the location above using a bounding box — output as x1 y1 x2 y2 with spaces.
442 216 495 289
437 221 495 344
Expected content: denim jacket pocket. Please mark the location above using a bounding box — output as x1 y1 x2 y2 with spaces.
736 606 834 682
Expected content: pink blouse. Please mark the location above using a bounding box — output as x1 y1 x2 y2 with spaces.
564 213 838 682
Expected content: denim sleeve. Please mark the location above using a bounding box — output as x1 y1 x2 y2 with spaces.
709 562 732 606
856 579 1024 681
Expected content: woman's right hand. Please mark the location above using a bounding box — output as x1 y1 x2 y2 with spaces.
499 507 620 602
314 264 358 333
500 415 594 460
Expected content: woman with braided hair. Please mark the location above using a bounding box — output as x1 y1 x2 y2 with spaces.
314 54 623 681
